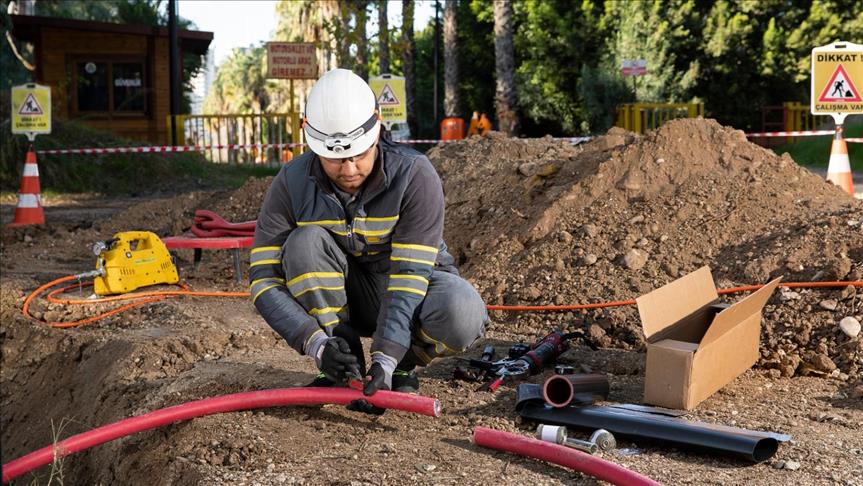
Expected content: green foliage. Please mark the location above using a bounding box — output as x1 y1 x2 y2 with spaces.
205 46 271 114
212 0 863 138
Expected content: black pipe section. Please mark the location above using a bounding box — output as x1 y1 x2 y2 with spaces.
519 401 790 463
543 373 609 408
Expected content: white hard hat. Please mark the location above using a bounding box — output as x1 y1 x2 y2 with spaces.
304 68 381 159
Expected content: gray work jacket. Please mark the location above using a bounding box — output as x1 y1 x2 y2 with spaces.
249 138 455 362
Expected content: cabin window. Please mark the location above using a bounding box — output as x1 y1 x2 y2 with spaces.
73 59 146 116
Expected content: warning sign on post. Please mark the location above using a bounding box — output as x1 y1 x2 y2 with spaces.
369 75 406 124
811 41 863 118
11 84 51 138
266 42 318 79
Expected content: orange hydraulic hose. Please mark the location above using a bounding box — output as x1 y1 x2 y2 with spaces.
486 281 863 312
22 275 863 328
21 274 247 329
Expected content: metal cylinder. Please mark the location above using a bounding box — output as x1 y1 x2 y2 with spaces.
536 423 567 444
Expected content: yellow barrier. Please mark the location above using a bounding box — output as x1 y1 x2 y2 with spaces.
166 113 303 164
783 102 831 138
615 103 704 134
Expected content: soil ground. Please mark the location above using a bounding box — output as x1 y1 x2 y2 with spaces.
1 119 862 485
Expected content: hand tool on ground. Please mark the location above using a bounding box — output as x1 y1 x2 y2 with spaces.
536 424 617 454
484 329 576 391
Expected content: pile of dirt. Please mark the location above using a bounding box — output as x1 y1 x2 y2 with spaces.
427 119 862 379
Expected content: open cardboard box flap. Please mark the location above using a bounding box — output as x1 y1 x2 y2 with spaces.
636 266 718 341
699 276 783 347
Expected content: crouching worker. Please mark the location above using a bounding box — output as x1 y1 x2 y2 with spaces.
250 68 487 405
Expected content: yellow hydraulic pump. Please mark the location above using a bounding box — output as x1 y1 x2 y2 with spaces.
92 231 178 295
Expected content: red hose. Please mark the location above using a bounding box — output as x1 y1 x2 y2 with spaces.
472 427 661 486
2 388 440 484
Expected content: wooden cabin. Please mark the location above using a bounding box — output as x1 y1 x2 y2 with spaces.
10 14 213 145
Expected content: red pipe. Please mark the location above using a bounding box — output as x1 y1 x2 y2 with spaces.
472 427 661 486
2 388 440 484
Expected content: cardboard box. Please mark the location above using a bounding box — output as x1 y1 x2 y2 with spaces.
636 266 781 410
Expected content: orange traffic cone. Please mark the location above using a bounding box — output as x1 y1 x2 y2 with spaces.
7 146 45 227
826 129 854 196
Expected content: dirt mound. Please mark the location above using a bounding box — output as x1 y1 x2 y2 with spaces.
429 119 863 379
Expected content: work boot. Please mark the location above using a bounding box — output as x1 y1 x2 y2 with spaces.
392 369 420 393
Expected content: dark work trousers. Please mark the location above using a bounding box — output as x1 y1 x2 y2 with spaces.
282 226 487 372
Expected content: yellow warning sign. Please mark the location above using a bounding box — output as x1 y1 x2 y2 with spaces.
369 75 406 124
11 84 51 137
811 41 863 118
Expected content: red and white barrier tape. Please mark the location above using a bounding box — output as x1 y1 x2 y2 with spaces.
746 130 862 142
35 136 595 155
745 130 835 138
36 143 305 155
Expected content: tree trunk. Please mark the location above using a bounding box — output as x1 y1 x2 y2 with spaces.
443 0 459 118
402 0 417 135
355 1 369 80
336 1 352 69
493 0 519 135
378 0 390 74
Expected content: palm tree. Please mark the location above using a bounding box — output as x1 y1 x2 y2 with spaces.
493 0 519 135
402 0 417 135
443 0 459 118
354 1 369 80
378 0 390 73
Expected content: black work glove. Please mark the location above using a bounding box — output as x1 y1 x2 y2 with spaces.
363 362 391 396
344 362 390 415
319 337 361 383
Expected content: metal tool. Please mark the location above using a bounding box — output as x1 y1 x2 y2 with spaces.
554 364 575 375
535 424 616 454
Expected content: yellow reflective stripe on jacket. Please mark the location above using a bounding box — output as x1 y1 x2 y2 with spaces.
391 242 438 254
251 246 281 254
308 306 345 316
386 286 427 296
390 274 429 284
250 259 281 267
252 283 282 303
297 220 349 236
390 256 435 266
287 271 344 287
293 285 345 298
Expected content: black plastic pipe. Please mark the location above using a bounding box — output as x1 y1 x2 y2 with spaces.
517 385 789 462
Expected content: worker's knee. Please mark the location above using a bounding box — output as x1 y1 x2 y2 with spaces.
283 226 335 261
419 274 487 352
281 226 345 274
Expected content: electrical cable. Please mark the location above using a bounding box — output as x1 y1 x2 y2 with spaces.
473 426 661 486
21 275 863 328
1 387 441 484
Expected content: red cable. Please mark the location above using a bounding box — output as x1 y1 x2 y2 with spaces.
473 427 661 486
2 388 441 484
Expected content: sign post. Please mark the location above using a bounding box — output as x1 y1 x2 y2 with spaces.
9 83 51 226
811 41 863 124
368 74 407 131
621 59 647 99
12 83 51 141
266 42 318 156
811 41 862 196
